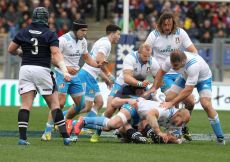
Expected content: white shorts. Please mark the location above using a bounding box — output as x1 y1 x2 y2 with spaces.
18 65 57 95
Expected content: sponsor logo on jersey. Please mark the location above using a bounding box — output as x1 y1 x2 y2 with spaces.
29 30 42 34
89 89 94 94
42 88 52 91
175 37 180 44
147 67 150 72
60 83 65 88
82 42 86 49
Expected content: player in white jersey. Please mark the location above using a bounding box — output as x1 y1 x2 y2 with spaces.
105 44 160 119
64 24 121 138
144 12 197 140
74 96 190 144
87 44 160 142
41 20 100 141
149 50 225 145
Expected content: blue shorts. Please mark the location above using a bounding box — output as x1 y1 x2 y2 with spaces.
109 83 122 97
174 77 212 92
121 103 140 125
77 69 100 101
55 70 83 95
161 74 180 92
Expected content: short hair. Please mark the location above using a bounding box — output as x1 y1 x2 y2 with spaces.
138 44 152 54
106 24 121 35
170 50 187 63
157 12 177 34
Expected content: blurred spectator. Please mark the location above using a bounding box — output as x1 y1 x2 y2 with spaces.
58 23 68 37
96 0 108 22
135 24 148 41
200 31 212 43
118 14 135 33
56 10 71 31
134 13 149 30
0 0 229 43
187 21 200 43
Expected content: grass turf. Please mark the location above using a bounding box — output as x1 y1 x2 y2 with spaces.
0 107 229 162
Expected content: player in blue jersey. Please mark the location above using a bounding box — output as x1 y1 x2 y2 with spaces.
8 7 71 145
148 50 225 145
41 19 101 142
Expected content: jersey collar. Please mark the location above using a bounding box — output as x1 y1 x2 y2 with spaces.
69 31 78 43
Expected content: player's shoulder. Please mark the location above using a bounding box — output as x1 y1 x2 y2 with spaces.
99 36 110 45
149 29 161 37
126 51 138 62
175 27 188 35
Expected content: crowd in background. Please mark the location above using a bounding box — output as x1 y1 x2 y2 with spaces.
114 0 230 43
0 0 230 43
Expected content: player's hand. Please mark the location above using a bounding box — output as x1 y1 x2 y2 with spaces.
128 99 138 108
63 72 71 82
142 80 150 87
158 132 169 143
160 101 173 109
67 66 78 75
105 79 113 90
141 88 156 99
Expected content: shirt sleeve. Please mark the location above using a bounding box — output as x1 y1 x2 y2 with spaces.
83 39 88 54
49 31 59 47
151 57 160 76
144 30 156 48
58 36 66 53
122 54 135 71
97 41 110 58
185 65 199 85
12 31 22 45
161 57 171 72
180 28 193 49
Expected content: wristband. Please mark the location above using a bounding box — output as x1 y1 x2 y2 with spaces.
137 81 143 87
108 74 115 82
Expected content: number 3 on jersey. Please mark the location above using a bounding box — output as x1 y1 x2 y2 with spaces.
31 38 38 55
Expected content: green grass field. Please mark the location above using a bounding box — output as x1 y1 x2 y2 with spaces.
0 107 229 162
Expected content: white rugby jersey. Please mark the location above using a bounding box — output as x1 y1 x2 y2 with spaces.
145 28 193 74
136 98 178 128
55 31 88 74
115 51 160 85
82 36 111 79
162 51 212 85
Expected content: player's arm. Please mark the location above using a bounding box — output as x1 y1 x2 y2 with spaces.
186 44 197 54
123 69 139 86
50 46 71 81
163 68 198 108
122 54 149 87
99 71 113 89
111 97 136 109
8 41 23 57
82 53 99 68
145 109 169 143
96 52 115 82
180 28 198 54
170 85 194 106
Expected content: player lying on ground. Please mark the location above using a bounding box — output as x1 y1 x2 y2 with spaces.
72 96 190 144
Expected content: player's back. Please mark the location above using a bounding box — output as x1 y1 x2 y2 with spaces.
13 23 59 68
184 51 212 81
